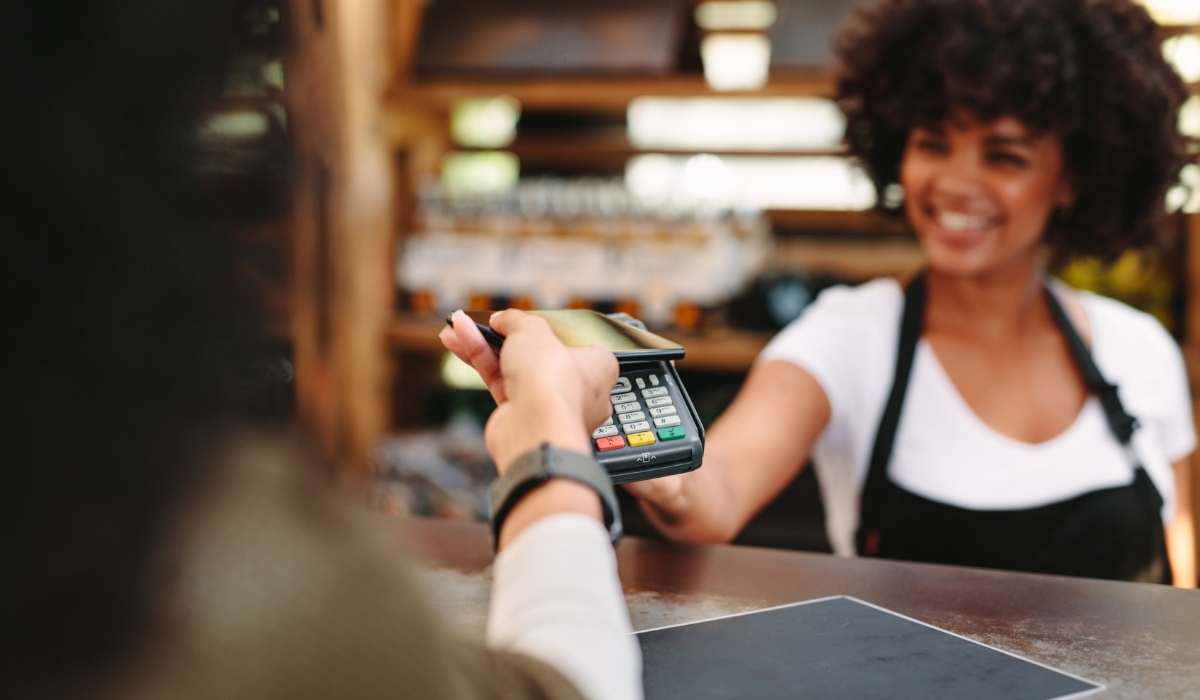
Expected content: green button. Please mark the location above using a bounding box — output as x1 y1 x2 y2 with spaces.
657 426 685 441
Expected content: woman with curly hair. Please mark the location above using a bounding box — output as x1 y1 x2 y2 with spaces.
618 0 1197 584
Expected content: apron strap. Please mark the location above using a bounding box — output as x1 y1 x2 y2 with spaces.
1042 285 1166 584
856 273 926 555
1042 285 1140 445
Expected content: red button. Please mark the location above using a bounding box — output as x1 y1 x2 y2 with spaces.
595 436 625 451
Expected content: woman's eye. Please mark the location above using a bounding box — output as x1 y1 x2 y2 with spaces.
913 138 947 154
987 151 1028 167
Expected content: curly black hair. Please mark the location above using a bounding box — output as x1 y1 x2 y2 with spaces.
5 0 290 693
834 0 1193 260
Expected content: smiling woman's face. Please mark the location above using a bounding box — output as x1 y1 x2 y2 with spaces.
900 113 1076 277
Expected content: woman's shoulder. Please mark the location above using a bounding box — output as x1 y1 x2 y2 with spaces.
805 276 904 323
760 277 901 362
1070 286 1181 367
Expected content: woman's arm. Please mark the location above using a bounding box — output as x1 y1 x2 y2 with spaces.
1167 456 1196 588
623 359 832 544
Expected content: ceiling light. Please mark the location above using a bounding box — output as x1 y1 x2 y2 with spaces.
627 97 844 150
201 110 269 138
1138 0 1200 24
1181 96 1200 138
626 155 876 211
695 1 778 31
450 96 521 149
1168 164 1200 214
441 353 487 390
440 152 519 196
701 34 771 91
1163 34 1200 83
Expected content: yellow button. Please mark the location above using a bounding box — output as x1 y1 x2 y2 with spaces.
627 431 656 447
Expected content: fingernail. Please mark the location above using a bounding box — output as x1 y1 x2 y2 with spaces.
449 309 466 325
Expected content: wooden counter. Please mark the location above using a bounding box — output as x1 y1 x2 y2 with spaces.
402 517 1200 699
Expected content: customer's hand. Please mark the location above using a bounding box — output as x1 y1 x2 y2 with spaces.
440 309 617 470
440 309 619 548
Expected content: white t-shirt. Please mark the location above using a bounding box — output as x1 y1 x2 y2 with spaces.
759 278 1195 556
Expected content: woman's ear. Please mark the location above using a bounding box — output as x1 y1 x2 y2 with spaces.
1055 177 1077 211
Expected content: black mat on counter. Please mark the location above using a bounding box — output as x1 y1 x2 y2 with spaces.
637 596 1101 700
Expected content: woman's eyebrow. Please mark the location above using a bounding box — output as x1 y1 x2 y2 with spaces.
985 134 1035 148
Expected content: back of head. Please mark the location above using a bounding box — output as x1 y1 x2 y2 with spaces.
3 0 288 693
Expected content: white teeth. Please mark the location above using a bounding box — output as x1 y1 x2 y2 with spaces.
937 211 994 232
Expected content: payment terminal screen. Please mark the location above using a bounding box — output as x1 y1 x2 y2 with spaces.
530 310 682 354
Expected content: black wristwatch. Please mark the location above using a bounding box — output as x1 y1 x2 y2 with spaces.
489 442 623 547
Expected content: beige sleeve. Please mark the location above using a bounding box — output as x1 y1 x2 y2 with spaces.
116 436 589 700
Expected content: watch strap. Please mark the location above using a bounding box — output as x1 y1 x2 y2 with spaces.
489 442 622 548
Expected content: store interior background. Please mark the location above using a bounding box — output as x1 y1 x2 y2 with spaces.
220 0 1200 557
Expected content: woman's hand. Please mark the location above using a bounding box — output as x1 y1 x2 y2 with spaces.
439 309 618 471
621 474 686 514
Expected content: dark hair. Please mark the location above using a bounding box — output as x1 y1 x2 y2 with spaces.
5 0 289 692
834 0 1193 260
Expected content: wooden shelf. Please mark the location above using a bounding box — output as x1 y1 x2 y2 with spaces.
461 133 847 172
767 209 908 236
391 73 835 112
388 314 772 372
1162 23 1200 39
388 315 450 355
771 237 925 279
672 327 773 372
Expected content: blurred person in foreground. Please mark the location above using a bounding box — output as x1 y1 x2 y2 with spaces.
6 1 639 699
455 0 1197 586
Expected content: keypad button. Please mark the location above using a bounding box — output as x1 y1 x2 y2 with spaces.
596 435 625 451
653 415 681 428
657 426 685 441
610 377 631 394
627 431 656 447
649 374 659 386
623 420 651 433
635 377 646 389
592 425 619 438
613 402 640 414
618 411 646 423
649 405 677 418
602 415 614 426
611 392 636 404
641 387 669 398
645 397 673 408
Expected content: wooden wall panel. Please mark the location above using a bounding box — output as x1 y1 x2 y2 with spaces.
286 0 395 476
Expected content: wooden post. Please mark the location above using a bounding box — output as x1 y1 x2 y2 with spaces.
1190 212 1200 575
285 0 395 476
391 0 424 87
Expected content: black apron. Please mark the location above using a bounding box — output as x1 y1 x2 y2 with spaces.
854 273 1172 583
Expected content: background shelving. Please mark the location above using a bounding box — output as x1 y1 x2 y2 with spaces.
284 0 1200 559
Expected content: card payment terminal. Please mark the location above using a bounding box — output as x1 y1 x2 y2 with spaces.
595 358 705 483
452 310 705 483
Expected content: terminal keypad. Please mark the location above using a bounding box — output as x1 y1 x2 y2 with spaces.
593 372 688 449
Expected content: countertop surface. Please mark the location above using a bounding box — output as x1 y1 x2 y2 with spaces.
401 517 1200 699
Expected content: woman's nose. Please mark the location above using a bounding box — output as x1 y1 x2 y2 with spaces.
929 156 986 204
